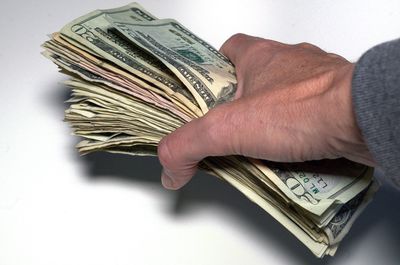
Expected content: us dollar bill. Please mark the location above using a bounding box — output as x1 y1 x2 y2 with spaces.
105 17 237 113
60 3 203 117
42 38 195 121
251 159 373 216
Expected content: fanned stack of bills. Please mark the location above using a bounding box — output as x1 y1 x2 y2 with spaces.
42 3 378 257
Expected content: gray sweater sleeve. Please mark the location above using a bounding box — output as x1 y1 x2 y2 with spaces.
352 39 400 187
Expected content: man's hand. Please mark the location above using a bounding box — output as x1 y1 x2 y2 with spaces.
158 33 374 190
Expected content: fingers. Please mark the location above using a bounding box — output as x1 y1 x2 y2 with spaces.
219 33 257 65
158 101 243 190
219 33 283 65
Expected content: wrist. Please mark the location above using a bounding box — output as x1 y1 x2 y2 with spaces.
331 63 375 166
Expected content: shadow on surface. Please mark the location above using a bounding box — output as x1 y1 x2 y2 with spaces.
81 151 400 265
82 152 162 184
81 152 323 264
174 170 328 265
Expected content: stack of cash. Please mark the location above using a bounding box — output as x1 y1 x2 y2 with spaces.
42 3 378 257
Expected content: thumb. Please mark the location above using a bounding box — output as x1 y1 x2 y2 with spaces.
157 101 246 190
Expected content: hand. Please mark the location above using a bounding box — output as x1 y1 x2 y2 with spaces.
158 33 375 190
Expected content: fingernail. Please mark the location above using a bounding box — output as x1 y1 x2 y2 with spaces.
161 169 174 189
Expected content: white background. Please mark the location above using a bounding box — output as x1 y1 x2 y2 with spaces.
1 0 400 264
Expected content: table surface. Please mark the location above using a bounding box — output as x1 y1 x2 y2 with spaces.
1 1 400 264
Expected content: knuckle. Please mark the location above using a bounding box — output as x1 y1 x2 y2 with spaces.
220 33 250 60
327 52 347 61
255 39 286 51
250 40 267 52
203 109 224 144
157 137 176 168
158 135 197 184
202 109 226 153
220 33 246 53
257 39 277 48
295 42 318 50
203 104 238 155
297 41 311 47
227 33 249 44
242 39 283 60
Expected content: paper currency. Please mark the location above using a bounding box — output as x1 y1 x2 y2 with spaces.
42 2 378 258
